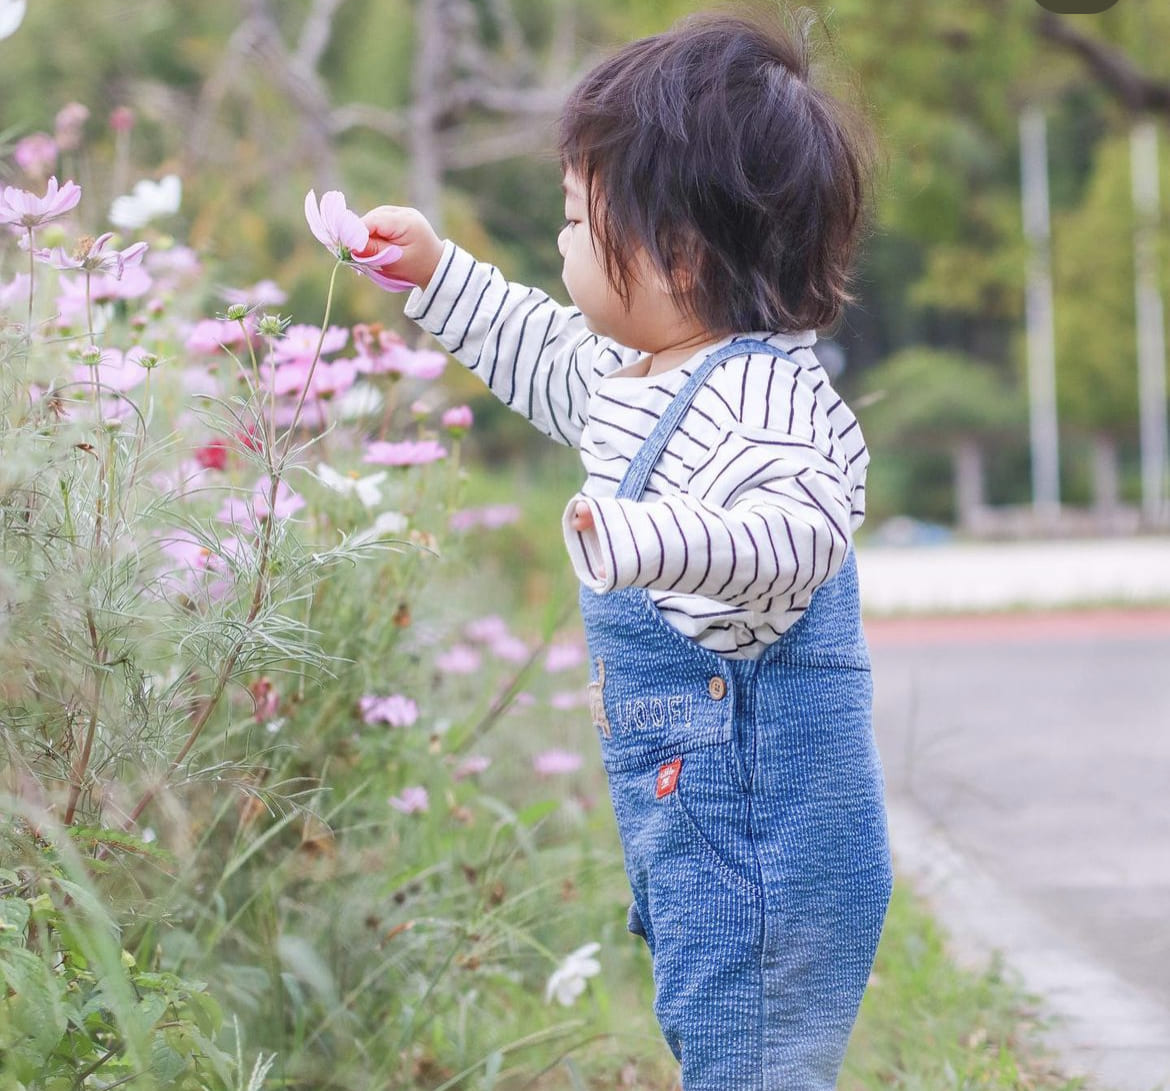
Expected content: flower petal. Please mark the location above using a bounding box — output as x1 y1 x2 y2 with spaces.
304 189 331 249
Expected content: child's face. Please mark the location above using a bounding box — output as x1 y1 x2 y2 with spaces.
558 171 673 346
558 170 707 353
558 171 629 339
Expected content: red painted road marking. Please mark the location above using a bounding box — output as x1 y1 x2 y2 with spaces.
866 608 1170 648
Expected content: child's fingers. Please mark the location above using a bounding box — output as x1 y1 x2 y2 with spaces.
361 205 416 244
571 501 595 533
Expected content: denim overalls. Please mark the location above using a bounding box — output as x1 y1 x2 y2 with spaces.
580 340 893 1090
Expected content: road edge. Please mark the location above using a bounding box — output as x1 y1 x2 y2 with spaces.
887 797 1170 1091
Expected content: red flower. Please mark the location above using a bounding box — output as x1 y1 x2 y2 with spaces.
237 423 264 454
194 438 229 471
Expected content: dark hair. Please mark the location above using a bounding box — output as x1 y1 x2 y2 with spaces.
558 7 877 334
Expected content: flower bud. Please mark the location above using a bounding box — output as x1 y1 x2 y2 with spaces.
224 302 250 322
257 313 289 338
441 405 474 434
80 345 103 366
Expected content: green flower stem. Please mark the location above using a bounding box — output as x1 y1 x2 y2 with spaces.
85 272 104 431
277 259 342 470
25 227 34 345
63 606 108 826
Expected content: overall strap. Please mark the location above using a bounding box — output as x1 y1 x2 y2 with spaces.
615 338 798 502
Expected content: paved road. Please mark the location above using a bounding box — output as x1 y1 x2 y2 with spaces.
868 609 1170 1088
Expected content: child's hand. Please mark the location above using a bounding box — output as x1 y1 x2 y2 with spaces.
357 205 445 290
569 501 595 534
569 501 604 578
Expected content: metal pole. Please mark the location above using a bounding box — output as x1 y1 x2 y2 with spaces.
1020 106 1061 518
1130 119 1169 527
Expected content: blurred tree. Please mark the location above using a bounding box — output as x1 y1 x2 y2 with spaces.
859 347 1025 527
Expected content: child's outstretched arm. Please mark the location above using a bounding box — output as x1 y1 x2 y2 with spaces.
362 205 630 449
563 356 864 615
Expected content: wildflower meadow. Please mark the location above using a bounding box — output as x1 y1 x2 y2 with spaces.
0 163 669 1090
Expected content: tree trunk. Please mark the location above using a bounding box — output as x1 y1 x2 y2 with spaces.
953 438 986 532
1091 432 1121 513
410 0 446 229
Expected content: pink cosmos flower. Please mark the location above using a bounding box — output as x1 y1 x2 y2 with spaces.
264 357 357 401
147 246 202 277
550 691 590 711
222 279 286 307
304 189 414 292
464 615 510 644
250 677 280 722
71 346 153 393
363 439 447 467
449 504 522 532
0 274 30 309
55 269 153 328
545 642 585 673
272 323 348 363
217 476 306 532
150 458 213 500
435 644 482 675
54 103 90 151
441 405 473 433
14 133 57 178
184 316 252 355
37 232 148 277
359 694 419 727
533 749 583 776
109 106 135 133
490 634 530 664
399 349 447 381
388 786 429 815
155 530 249 602
453 755 492 780
0 177 81 228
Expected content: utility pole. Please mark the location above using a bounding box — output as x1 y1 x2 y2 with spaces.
1020 106 1062 520
1130 119 1169 527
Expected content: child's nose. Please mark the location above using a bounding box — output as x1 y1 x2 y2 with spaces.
557 227 569 258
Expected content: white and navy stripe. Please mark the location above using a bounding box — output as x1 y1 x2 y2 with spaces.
404 240 869 659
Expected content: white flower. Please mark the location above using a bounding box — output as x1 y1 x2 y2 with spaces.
544 942 601 1007
0 0 26 41
109 174 182 230
334 382 384 421
314 463 387 507
349 509 410 548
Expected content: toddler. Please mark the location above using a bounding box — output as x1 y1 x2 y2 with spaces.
363 10 892 1089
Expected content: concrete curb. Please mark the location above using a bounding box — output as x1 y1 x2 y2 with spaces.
888 797 1170 1091
857 538 1170 615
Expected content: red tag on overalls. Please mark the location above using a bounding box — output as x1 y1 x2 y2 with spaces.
656 758 682 798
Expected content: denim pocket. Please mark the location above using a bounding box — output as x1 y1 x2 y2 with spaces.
589 659 734 774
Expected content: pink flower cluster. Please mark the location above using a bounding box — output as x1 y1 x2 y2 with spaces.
449 504 522 533
359 694 419 727
533 749 583 776
389 786 429 815
363 439 447 467
459 614 530 664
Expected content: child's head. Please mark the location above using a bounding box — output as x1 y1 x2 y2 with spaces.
558 8 875 338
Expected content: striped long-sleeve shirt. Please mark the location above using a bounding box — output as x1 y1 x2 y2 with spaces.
404 240 869 660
